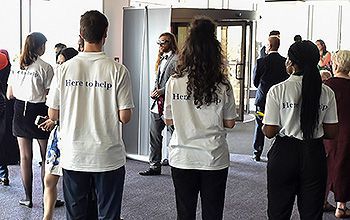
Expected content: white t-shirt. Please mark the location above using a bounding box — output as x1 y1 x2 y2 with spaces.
263 75 338 140
46 52 134 172
164 75 238 170
8 57 54 103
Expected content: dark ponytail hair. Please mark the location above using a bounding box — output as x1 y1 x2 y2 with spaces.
20 32 47 69
288 40 322 139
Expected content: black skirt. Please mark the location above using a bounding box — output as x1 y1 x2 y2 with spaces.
13 99 50 139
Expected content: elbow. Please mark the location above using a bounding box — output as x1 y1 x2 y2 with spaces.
262 125 279 139
324 129 338 140
323 123 339 139
119 109 132 124
262 129 273 138
224 120 236 129
119 115 131 124
264 133 276 139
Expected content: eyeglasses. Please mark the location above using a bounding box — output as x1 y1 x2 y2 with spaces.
157 40 169 46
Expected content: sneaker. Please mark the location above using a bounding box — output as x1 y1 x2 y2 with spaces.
55 199 65 208
0 178 9 186
139 168 161 176
19 199 33 208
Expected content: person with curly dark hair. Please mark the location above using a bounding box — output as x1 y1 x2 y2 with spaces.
164 16 237 220
262 40 338 220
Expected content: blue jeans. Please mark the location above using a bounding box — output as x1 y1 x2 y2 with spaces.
252 106 265 156
0 165 8 179
63 166 125 220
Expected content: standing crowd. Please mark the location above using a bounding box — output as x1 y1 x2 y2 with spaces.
0 9 350 220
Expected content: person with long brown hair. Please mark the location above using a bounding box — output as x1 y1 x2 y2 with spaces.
6 32 54 208
139 32 178 176
164 16 237 219
316 39 332 73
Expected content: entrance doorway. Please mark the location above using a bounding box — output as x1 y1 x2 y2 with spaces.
123 7 257 159
172 20 254 121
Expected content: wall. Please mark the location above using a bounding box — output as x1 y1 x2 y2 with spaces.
103 0 130 63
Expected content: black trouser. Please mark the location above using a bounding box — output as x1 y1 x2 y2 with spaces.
171 167 228 220
267 136 327 220
63 167 125 220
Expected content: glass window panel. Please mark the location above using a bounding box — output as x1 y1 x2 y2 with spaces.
340 4 350 49
312 3 338 53
257 2 308 57
31 0 102 65
209 0 223 9
228 0 255 10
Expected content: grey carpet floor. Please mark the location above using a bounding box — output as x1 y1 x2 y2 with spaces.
0 119 340 219
0 155 339 220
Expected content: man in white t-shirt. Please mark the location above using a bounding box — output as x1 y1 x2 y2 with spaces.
46 10 134 220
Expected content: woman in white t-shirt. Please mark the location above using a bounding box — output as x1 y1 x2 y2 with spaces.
262 40 338 220
6 32 54 208
164 16 237 220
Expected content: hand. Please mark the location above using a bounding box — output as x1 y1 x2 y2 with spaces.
38 117 56 132
150 89 161 99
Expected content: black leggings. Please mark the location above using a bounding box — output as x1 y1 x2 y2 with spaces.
267 136 327 220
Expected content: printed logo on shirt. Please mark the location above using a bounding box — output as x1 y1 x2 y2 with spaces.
65 79 112 90
12 69 39 78
172 93 222 104
282 102 299 109
282 101 328 111
173 93 190 100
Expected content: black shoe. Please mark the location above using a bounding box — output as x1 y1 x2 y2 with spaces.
0 178 9 186
19 199 33 208
139 168 161 176
252 155 261 162
55 199 64 208
161 159 169 166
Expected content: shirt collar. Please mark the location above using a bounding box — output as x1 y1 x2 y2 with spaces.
288 74 303 81
162 51 172 60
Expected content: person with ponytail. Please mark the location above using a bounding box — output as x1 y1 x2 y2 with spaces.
164 16 237 220
6 32 54 208
262 40 338 220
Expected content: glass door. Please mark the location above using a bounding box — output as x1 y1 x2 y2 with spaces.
173 21 251 121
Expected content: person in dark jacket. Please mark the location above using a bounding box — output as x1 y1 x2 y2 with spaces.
0 49 19 186
252 36 289 161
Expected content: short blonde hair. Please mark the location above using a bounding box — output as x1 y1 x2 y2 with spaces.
332 50 350 73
